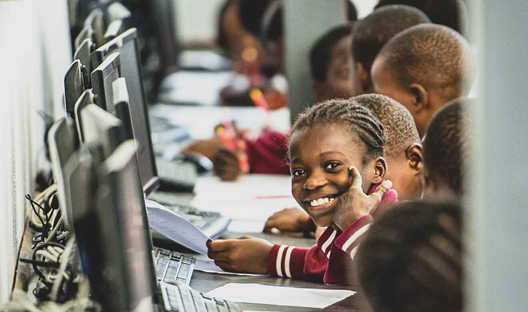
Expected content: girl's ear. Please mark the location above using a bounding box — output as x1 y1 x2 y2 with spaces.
372 157 387 183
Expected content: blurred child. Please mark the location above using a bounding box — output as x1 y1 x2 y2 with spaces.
375 0 468 35
350 5 430 95
371 24 471 137
421 99 471 200
264 94 422 233
356 201 463 312
217 0 267 69
207 98 397 284
310 24 355 102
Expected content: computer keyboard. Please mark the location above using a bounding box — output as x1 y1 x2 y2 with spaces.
153 247 195 285
160 281 241 312
150 200 231 239
156 158 198 192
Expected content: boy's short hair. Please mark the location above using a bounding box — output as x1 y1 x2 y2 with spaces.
356 201 463 312
375 0 468 34
377 24 471 100
352 5 430 72
310 24 353 82
292 98 385 163
355 94 420 159
423 99 471 196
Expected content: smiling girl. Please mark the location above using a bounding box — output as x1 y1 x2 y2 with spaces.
207 97 397 284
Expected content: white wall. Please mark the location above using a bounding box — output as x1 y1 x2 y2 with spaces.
0 0 71 303
174 0 225 45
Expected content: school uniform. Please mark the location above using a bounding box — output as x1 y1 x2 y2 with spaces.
245 129 290 175
267 186 398 284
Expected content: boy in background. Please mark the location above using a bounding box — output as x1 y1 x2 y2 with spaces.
356 201 464 312
350 5 430 95
375 0 468 35
371 24 471 137
421 99 471 200
310 24 355 102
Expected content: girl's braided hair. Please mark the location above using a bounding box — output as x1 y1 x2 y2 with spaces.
291 98 385 164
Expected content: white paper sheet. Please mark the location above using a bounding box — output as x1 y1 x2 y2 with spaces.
191 175 301 223
207 283 355 309
146 200 210 255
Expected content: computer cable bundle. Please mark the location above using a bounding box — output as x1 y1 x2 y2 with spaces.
12 236 102 311
27 185 70 248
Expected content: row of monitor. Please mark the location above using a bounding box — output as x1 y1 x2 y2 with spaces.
51 10 163 309
65 26 160 200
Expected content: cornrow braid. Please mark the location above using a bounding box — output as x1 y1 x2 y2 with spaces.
291 98 385 163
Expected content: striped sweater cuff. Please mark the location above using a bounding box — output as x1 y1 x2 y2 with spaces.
267 244 307 278
334 215 373 258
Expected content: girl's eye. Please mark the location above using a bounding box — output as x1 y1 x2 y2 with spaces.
292 169 306 177
324 162 341 171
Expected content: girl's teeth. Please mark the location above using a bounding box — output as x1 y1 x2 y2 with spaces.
310 197 335 207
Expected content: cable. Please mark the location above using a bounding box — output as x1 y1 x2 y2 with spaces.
50 237 76 302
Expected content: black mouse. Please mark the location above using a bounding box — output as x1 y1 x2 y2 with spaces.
178 152 214 174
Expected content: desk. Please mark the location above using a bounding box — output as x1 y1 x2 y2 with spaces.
189 232 364 311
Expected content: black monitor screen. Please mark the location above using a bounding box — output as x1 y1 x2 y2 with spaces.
93 29 159 195
91 52 120 114
103 141 156 311
64 60 85 118
48 118 79 229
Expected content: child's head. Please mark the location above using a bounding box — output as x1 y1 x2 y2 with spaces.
372 24 471 137
422 99 470 200
375 0 468 35
350 5 430 95
356 201 463 312
356 94 423 200
310 24 354 102
289 99 386 227
217 0 266 65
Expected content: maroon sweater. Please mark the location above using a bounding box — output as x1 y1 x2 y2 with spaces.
245 130 290 175
267 186 399 285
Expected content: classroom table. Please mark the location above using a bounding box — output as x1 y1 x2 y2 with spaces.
189 231 365 311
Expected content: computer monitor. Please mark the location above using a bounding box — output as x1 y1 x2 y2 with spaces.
62 141 100 276
73 89 96 142
91 51 120 113
92 141 156 311
64 60 85 119
106 2 132 24
74 25 94 50
84 8 105 47
63 140 156 311
93 29 159 195
111 77 134 141
80 103 126 160
104 19 124 43
73 37 93 81
48 118 79 230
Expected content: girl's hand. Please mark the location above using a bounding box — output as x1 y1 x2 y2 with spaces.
207 236 272 274
213 147 243 181
333 166 393 231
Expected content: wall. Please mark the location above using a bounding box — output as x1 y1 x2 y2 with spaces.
0 0 70 302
